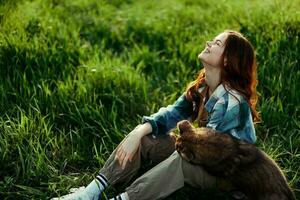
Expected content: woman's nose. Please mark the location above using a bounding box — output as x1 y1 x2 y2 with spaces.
206 41 212 47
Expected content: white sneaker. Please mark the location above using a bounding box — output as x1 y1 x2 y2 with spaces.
51 187 92 200
230 190 246 200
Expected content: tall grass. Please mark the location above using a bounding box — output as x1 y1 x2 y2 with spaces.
0 0 299 199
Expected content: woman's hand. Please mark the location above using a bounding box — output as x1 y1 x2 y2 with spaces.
115 123 152 169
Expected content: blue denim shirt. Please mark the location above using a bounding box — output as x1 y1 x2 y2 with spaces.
142 84 256 144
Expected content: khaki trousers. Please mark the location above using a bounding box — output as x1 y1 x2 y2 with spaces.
99 133 217 200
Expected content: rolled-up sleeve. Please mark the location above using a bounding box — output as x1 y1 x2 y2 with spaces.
142 93 193 137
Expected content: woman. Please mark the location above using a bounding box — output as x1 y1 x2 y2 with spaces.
52 30 259 200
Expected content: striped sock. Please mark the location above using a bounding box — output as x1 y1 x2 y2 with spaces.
109 193 128 200
95 173 109 189
85 173 109 199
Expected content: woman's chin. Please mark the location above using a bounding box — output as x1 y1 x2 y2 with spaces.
198 53 206 61
198 56 209 66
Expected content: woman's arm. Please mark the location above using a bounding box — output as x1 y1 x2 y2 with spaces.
128 122 153 139
115 94 194 169
115 123 152 169
142 93 194 137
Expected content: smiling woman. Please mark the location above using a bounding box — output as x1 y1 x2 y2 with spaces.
51 30 263 200
0 0 299 199
198 32 227 69
187 30 259 127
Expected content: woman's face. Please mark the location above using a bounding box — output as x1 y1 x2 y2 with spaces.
198 32 228 68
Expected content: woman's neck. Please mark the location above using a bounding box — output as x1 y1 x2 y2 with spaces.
203 63 221 96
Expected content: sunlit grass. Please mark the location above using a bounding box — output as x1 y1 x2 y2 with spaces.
0 0 299 199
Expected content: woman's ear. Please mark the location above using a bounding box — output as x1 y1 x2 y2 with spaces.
224 56 227 67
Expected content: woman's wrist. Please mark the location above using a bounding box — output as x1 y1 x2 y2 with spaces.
130 122 153 139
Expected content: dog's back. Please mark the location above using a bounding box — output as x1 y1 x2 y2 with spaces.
229 142 296 200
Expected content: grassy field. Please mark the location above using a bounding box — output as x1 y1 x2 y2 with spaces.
0 0 299 199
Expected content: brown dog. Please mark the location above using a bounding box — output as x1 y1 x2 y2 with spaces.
175 120 296 200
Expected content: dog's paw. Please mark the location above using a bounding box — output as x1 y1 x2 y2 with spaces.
175 137 184 152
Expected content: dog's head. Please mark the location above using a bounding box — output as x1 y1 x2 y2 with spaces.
176 120 237 166
176 120 259 177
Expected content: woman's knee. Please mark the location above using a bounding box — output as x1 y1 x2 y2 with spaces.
140 134 156 160
140 134 176 164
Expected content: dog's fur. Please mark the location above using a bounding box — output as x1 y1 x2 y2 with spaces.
175 120 296 200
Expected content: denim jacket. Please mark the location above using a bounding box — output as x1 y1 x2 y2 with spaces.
142 84 256 144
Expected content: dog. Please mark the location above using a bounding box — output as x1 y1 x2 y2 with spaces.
175 120 296 200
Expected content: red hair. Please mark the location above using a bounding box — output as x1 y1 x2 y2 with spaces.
186 30 260 122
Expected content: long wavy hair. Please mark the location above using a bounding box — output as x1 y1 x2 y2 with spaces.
186 30 260 122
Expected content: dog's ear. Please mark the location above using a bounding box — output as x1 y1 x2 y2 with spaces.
177 120 193 135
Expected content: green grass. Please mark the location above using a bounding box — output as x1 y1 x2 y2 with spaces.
0 0 299 199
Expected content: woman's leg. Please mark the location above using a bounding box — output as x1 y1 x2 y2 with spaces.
51 133 176 199
124 150 217 200
99 134 176 186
